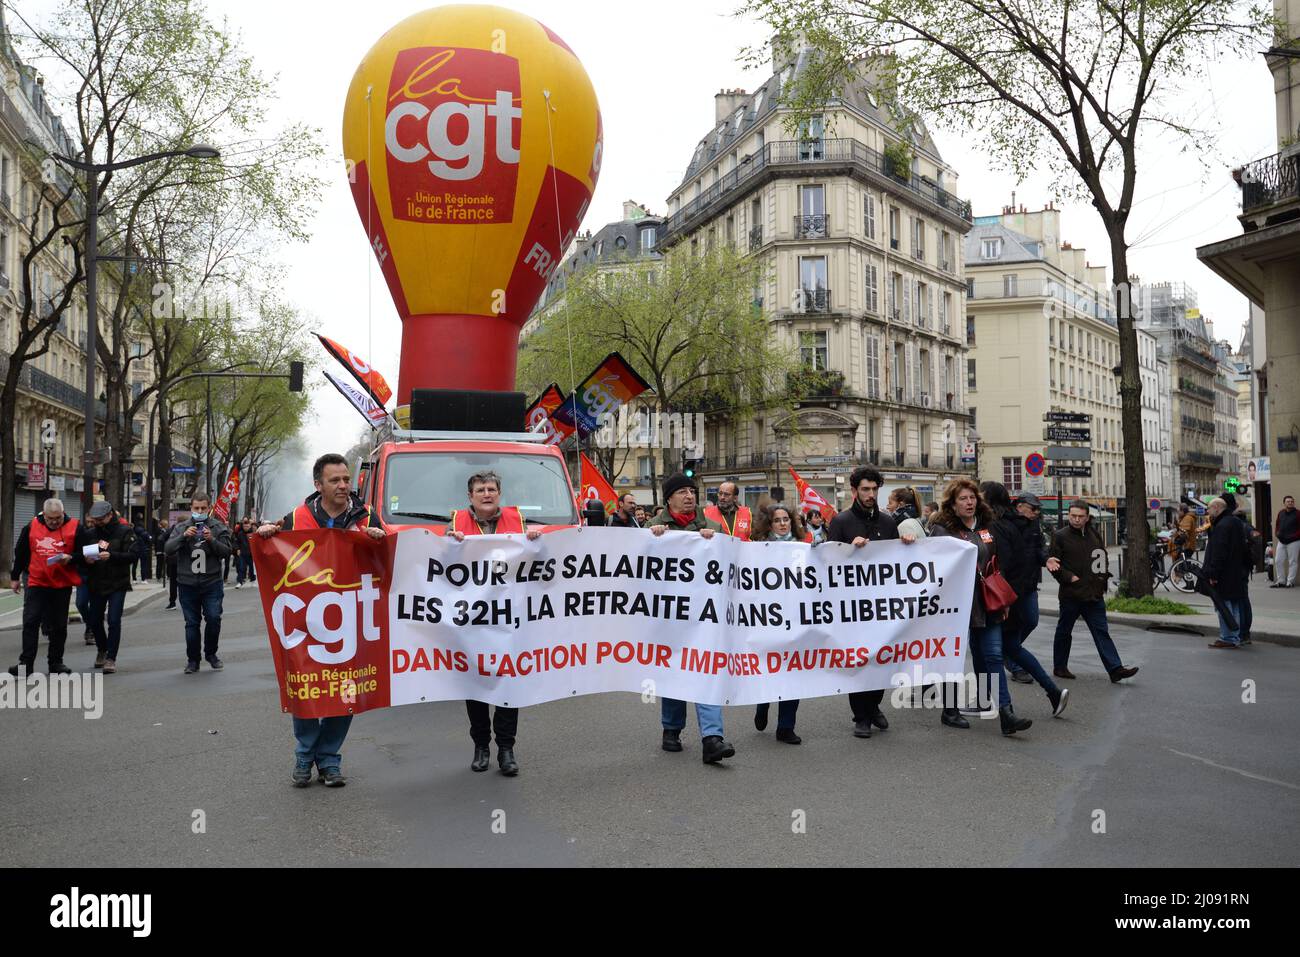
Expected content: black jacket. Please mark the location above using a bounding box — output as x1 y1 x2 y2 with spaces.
1203 511 1249 600
1049 521 1109 602
928 516 998 628
609 512 642 528
988 510 1027 601
1007 511 1047 596
75 518 136 595
827 500 899 544
280 492 380 531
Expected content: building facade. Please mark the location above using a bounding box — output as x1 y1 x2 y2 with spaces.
658 43 974 509
965 205 1129 504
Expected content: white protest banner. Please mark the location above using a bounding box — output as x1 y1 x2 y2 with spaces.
252 528 976 716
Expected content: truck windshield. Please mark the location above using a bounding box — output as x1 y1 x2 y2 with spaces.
383 452 578 526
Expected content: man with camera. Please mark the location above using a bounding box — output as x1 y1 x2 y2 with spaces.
165 492 233 674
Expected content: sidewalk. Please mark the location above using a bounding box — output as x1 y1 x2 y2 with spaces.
0 580 169 633
1036 545 1300 647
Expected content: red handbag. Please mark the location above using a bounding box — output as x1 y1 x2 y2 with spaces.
977 554 1018 614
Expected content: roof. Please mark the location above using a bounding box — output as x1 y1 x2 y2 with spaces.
963 222 1045 265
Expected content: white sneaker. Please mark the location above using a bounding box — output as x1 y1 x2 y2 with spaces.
235 582 243 589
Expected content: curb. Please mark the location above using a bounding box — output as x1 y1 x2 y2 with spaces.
0 587 169 634
1037 607 1300 649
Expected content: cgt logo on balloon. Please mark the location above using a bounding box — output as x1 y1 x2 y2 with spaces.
385 47 521 224
252 534 392 718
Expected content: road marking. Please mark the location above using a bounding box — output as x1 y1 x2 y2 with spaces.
1166 748 1300 791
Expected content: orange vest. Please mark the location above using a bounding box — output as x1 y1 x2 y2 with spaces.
292 503 374 531
705 505 752 540
25 516 80 589
450 506 525 535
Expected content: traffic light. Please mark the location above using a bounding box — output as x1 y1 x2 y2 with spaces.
288 360 304 392
682 451 703 479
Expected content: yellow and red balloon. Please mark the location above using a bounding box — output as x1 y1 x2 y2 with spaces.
343 4 603 409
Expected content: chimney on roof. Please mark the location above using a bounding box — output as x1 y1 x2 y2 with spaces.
715 88 749 123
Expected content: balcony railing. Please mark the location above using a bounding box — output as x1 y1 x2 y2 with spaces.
749 225 762 251
662 137 973 246
1239 149 1300 216
749 451 779 467
1177 378 1215 402
1178 449 1224 468
1180 414 1215 434
787 368 846 397
791 286 832 313
793 213 829 239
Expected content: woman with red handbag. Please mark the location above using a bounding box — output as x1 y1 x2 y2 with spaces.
928 478 1033 736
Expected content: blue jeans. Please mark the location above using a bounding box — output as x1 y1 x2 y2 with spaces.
1217 599 1243 645
1238 595 1252 641
1053 598 1124 673
755 700 800 730
178 580 224 662
1005 592 1057 693
292 715 353 770
75 583 92 631
968 621 1010 709
661 698 724 738
88 590 127 660
236 553 256 584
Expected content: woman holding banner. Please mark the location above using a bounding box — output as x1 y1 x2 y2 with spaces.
751 504 810 743
928 479 1033 736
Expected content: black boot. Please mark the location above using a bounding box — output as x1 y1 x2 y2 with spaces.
999 705 1032 735
498 747 519 776
701 735 735 764
48 661 72 675
754 703 769 731
941 708 970 729
662 729 683 752
470 746 490 772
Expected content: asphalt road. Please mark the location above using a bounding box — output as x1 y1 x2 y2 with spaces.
2 583 1297 867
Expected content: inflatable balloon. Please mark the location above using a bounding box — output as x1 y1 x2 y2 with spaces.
343 4 603 409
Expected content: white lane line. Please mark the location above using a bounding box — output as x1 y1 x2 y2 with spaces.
1165 748 1300 791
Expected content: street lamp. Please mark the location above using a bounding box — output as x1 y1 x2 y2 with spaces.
49 144 221 516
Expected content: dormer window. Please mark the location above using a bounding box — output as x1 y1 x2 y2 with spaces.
981 238 1002 259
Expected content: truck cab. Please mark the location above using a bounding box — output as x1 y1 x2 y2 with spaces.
362 427 579 534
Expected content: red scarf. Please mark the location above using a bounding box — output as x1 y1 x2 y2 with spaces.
669 510 697 527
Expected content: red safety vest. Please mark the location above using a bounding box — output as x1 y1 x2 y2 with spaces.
704 505 752 540
25 516 80 589
292 503 374 531
450 506 525 535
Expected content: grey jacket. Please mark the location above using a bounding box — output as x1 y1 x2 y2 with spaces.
164 517 233 586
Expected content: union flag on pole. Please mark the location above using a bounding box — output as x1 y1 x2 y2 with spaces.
316 333 393 406
579 452 618 515
214 466 240 523
789 467 836 522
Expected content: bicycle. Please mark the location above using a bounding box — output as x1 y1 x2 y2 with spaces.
1149 544 1202 593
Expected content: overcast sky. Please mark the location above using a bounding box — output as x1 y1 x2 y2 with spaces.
18 0 1279 512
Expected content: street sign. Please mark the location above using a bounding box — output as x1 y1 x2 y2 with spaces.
1045 445 1092 461
1048 464 1092 477
807 455 850 465
25 463 46 488
50 475 66 492
1025 475 1047 494
960 442 975 463
1043 412 1089 423
171 466 197 474
1024 453 1045 477
1149 498 1161 510
1044 427 1091 442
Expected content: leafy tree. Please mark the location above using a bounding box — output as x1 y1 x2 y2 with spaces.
739 0 1274 594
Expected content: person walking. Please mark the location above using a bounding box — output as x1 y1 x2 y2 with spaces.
257 453 386 788
1205 497 1251 649
8 498 79 677
703 480 753 540
826 466 918 738
985 486 1068 717
446 470 543 776
165 492 233 674
608 493 642 528
751 504 810 744
134 521 152 581
928 479 1032 735
1273 495 1299 588
76 501 136 674
649 471 736 764
1048 501 1139 683
232 517 252 587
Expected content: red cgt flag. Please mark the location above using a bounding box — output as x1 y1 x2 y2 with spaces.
789 467 837 522
316 333 393 407
213 467 240 523
579 452 618 515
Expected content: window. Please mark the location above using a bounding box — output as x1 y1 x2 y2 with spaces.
918 348 931 393
893 343 906 395
800 331 828 370
889 273 902 318
966 277 975 298
1002 457 1023 491
915 282 927 327
865 263 879 314
751 197 761 234
799 256 827 292
912 217 925 260
967 358 976 389
940 231 952 270
1050 361 1056 388
615 235 627 250
725 215 734 246
864 193 876 239
940 292 951 332
865 334 881 398
981 237 1002 259
889 207 900 249
1002 274 1018 297
966 315 975 345
639 226 656 251
798 115 824 160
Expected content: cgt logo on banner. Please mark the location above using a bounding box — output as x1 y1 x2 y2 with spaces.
251 533 393 718
213 467 240 523
252 529 976 716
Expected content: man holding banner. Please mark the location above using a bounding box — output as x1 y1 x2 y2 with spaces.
257 453 386 788
649 472 736 764
448 470 543 776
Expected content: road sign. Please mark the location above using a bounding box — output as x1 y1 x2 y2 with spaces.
171 466 197 474
25 463 46 488
1025 475 1047 494
1024 453 1045 476
1048 464 1092 477
960 442 976 463
1044 427 1091 442
1149 498 1161 510
807 455 850 465
50 475 66 492
1046 445 1092 461
1043 412 1089 423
